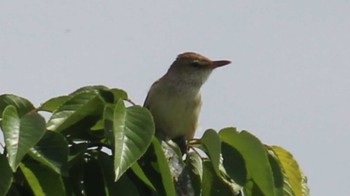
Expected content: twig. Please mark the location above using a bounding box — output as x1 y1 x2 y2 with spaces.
125 98 137 106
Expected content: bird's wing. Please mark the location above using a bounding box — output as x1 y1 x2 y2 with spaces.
143 79 160 108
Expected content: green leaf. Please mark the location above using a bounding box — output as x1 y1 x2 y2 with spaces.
103 100 154 181
71 85 109 95
200 129 221 175
109 88 128 101
67 143 87 167
269 146 310 196
59 115 104 141
219 128 276 196
91 119 104 130
65 150 86 195
267 151 284 195
185 152 203 196
38 96 70 112
2 105 46 171
131 162 156 191
95 152 118 195
221 142 247 186
97 152 142 196
243 180 265 196
151 137 176 196
28 131 69 175
202 160 238 196
0 154 13 196
70 85 115 103
113 175 140 196
47 90 105 132
20 162 66 196
84 157 106 195
0 94 34 117
200 129 242 195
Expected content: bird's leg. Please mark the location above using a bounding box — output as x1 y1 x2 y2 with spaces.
172 136 187 154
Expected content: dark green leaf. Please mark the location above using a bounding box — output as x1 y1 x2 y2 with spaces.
84 157 106 195
267 152 284 196
221 142 247 186
5 184 30 196
243 180 265 196
113 175 140 196
29 131 68 175
20 162 65 196
67 143 87 167
131 162 156 191
0 94 34 117
59 115 104 141
97 152 141 196
103 100 154 181
2 105 46 171
70 85 119 103
185 152 203 196
202 160 239 196
65 150 85 195
0 154 12 196
219 128 276 196
47 90 105 132
137 143 169 196
70 85 109 95
95 152 117 195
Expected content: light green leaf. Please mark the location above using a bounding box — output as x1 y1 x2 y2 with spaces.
38 96 70 112
29 131 69 175
219 128 276 196
151 137 176 196
269 145 310 196
0 154 12 196
200 129 221 175
47 90 105 132
103 100 154 181
2 105 46 171
20 162 66 196
109 88 128 102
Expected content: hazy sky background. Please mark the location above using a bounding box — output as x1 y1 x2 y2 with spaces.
1 1 349 195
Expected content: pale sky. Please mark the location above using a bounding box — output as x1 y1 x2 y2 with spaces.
1 1 349 195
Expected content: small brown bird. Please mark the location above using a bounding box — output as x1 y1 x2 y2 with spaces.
144 52 230 152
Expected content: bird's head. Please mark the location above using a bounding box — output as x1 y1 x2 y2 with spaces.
166 52 231 86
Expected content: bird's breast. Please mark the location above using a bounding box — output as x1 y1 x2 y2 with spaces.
145 82 202 139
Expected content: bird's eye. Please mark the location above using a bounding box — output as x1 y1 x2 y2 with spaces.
190 61 201 67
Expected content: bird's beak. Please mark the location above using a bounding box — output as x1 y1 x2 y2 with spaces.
211 60 231 68
212 60 231 69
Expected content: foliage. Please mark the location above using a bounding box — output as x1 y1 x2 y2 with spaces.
0 86 309 196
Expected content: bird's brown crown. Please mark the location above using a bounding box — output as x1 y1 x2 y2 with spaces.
176 52 212 63
174 52 231 69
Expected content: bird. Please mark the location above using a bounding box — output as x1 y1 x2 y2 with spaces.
144 52 231 153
